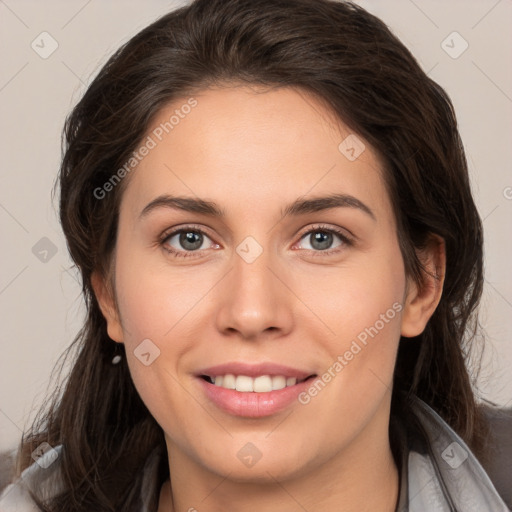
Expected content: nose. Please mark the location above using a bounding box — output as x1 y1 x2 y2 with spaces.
214 242 294 341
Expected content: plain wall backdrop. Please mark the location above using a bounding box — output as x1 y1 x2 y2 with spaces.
0 0 511 452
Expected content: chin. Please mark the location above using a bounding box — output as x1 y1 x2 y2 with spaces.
198 445 315 484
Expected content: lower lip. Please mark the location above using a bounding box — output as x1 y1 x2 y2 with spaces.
197 377 315 418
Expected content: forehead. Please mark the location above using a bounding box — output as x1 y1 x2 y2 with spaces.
120 85 391 223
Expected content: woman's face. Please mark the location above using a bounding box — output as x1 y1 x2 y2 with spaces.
96 85 427 483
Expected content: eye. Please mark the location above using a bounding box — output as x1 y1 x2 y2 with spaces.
161 226 218 258
295 225 351 255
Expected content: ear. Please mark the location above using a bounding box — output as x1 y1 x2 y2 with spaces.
91 270 124 343
401 235 446 338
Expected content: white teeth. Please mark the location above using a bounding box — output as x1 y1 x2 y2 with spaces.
209 374 303 392
222 374 236 389
235 375 254 392
286 377 297 387
253 375 272 392
272 375 286 390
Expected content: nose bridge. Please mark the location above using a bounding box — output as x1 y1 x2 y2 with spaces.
214 237 293 339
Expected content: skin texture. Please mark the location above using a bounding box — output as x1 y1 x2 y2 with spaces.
93 85 445 512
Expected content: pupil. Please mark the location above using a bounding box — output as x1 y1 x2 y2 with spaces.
180 231 202 250
311 231 332 250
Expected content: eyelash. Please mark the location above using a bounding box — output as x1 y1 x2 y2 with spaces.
159 224 353 259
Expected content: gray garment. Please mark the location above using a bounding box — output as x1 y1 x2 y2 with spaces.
0 397 509 511
395 397 510 511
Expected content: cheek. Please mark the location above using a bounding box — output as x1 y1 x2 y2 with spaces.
294 273 404 446
303 242 406 392
301 246 406 344
111 252 203 431
113 252 212 346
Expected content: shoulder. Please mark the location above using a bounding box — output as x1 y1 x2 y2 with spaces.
0 444 64 512
479 403 512 508
0 443 165 512
407 397 511 511
0 481 41 512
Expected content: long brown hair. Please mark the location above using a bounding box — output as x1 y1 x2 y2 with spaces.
18 0 486 510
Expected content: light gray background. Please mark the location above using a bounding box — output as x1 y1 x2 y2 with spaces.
1 0 511 452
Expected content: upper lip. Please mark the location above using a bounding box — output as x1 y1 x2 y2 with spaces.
196 362 316 380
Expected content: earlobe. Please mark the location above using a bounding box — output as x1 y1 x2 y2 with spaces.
400 236 446 338
91 271 124 343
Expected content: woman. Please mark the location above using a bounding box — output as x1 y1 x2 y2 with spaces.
0 0 509 510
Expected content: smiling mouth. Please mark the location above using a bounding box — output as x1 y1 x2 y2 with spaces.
199 373 317 393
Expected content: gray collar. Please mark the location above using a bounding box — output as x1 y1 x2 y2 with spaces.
394 396 509 511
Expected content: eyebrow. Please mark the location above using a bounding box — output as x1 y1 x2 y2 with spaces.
281 193 375 220
139 195 224 219
139 193 375 221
